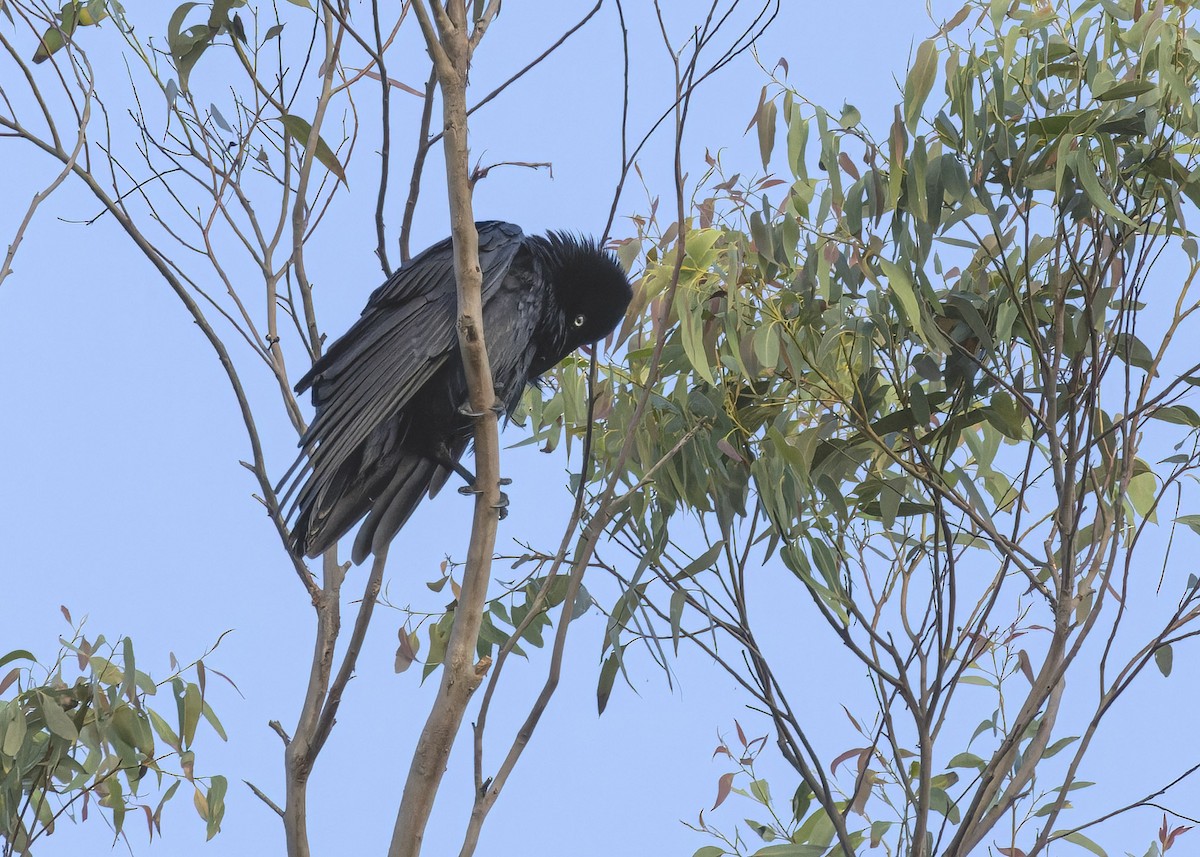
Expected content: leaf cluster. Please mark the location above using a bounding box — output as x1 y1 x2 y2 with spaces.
0 616 228 855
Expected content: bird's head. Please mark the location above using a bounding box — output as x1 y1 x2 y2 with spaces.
542 232 633 350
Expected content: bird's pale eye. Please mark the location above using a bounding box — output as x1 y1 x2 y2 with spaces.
572 313 587 328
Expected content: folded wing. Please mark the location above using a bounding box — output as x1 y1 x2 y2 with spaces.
283 221 527 559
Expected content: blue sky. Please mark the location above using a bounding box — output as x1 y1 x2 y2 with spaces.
5 2 1193 856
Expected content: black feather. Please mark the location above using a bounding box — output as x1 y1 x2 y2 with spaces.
281 221 633 563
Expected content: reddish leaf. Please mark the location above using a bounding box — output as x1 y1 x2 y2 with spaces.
735 720 747 748
1017 649 1035 685
830 746 867 775
945 3 972 32
395 628 417 674
0 667 20 696
712 744 732 759
997 849 1027 857
712 772 735 810
745 86 767 134
1165 824 1192 850
60 605 72 624
359 69 424 97
716 438 746 463
838 152 860 181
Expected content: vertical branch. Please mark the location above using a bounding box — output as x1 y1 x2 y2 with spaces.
399 67 438 264
291 4 346 359
388 2 505 855
283 551 347 857
371 0 393 276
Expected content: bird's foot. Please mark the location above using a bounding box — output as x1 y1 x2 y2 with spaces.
456 482 509 519
458 400 508 419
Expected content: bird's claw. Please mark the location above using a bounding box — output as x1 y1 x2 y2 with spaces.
457 482 510 519
458 400 507 419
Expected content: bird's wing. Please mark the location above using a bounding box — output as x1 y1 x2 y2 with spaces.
287 221 526 495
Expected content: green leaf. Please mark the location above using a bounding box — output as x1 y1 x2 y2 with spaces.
947 751 985 769
181 682 201 748
879 259 921 328
148 708 182 752
202 700 228 741
1094 80 1156 100
758 98 778 170
870 820 892 847
0 650 34 670
929 787 960 823
2 702 27 756
1155 644 1173 677
166 3 215 93
787 113 809 179
597 650 620 715
751 845 827 857
1127 471 1157 520
32 21 73 63
959 675 994 686
749 778 771 805
281 114 348 185
1113 332 1154 371
678 290 716 385
746 818 776 841
1073 149 1134 226
1151 405 1200 426
670 589 686 654
671 541 725 582
205 775 227 839
693 848 725 857
1058 830 1108 857
791 782 812 823
37 692 78 741
904 39 938 133
1043 735 1078 758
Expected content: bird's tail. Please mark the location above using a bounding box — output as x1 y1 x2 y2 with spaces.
290 451 443 564
349 455 443 564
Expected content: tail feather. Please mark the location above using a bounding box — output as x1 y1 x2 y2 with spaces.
352 456 441 563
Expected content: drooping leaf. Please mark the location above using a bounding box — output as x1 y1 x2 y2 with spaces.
903 39 938 133
1058 830 1108 857
37 692 78 741
1094 80 1156 101
596 650 620 715
1154 644 1173 678
281 114 348 185
758 98 778 170
711 771 735 810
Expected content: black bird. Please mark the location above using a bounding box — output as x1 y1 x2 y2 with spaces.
282 221 632 563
